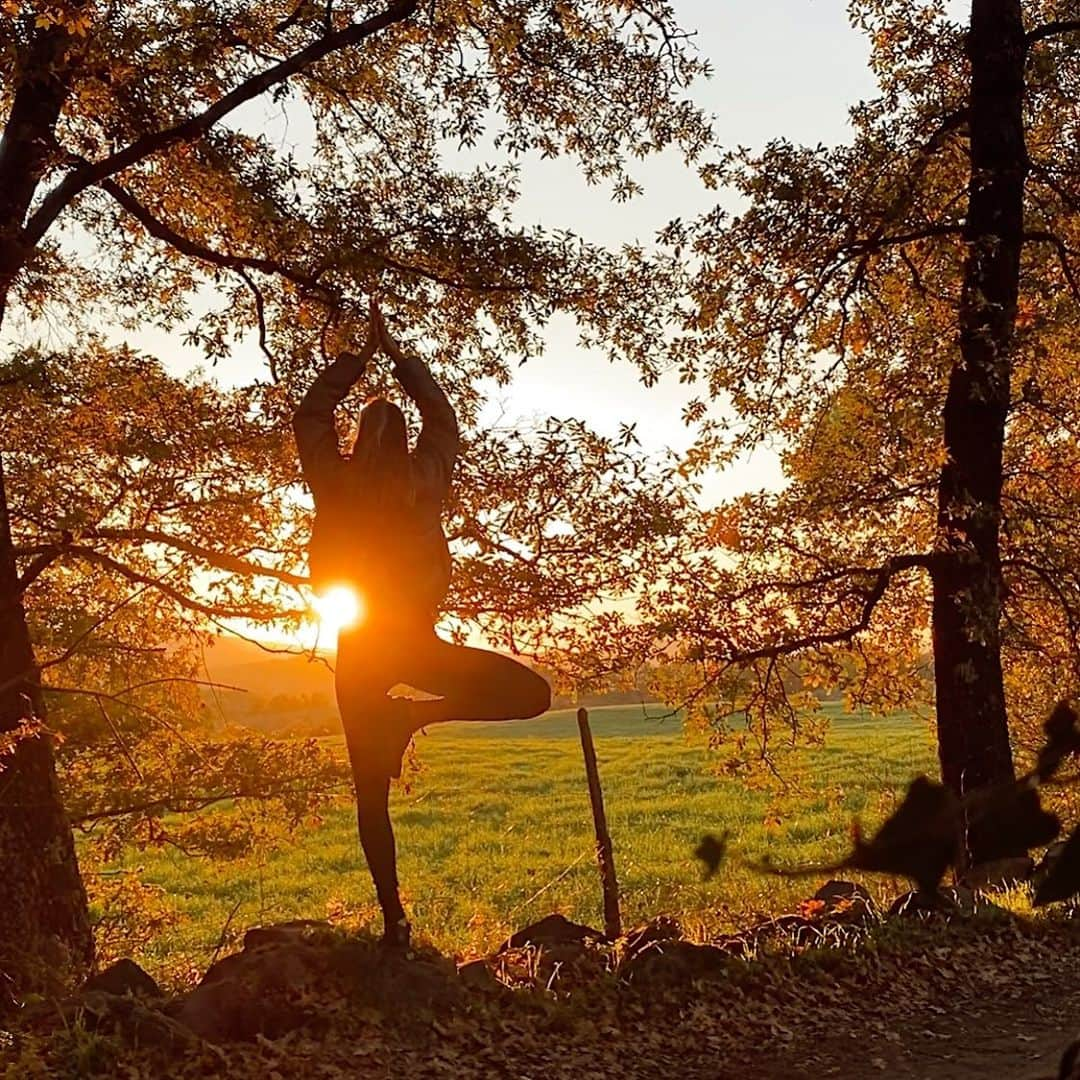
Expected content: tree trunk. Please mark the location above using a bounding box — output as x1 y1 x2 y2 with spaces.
0 17 93 993
0 456 92 991
932 0 1027 856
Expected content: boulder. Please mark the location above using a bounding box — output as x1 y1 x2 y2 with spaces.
75 990 202 1052
888 885 1001 919
623 939 732 985
499 913 604 953
84 959 160 999
173 921 462 1043
173 943 315 1042
242 919 333 951
457 959 503 993
811 880 877 926
623 915 682 957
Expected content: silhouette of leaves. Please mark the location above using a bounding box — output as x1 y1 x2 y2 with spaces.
695 833 729 880
1036 701 1080 781
966 786 1060 863
1034 824 1080 906
709 702 1080 899
846 776 961 895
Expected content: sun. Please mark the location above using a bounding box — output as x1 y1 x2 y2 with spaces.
312 585 363 636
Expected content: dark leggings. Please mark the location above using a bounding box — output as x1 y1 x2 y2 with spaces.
335 618 551 927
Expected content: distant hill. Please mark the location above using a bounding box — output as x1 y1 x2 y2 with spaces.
199 636 337 734
201 635 335 698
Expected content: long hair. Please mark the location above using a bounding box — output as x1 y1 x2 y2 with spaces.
348 397 415 515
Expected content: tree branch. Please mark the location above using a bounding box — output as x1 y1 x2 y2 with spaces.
85 527 308 587
97 178 336 301
64 546 305 621
1026 20 1080 45
713 553 935 663
21 0 420 247
1024 230 1080 302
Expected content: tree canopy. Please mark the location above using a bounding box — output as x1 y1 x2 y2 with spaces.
0 0 711 981
628 0 1080 798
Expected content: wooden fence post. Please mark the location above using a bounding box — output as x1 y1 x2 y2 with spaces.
577 707 621 940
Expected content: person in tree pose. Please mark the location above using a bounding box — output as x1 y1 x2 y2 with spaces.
293 299 551 949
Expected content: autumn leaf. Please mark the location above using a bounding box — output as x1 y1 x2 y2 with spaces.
695 833 729 880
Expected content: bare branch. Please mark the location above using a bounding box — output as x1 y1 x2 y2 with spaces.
97 178 336 301
64 545 304 621
1024 230 1080 302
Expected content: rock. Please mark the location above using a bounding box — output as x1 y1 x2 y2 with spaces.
75 990 202 1052
499 913 604 952
960 856 1034 891
242 919 333 951
84 959 160 998
623 915 682 957
457 959 503 993
803 876 876 928
623 939 731 985
174 947 312 1042
174 922 464 1042
888 885 1001 919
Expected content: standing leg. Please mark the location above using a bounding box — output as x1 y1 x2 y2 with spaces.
336 637 413 947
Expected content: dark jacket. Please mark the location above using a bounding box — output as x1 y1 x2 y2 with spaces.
292 351 459 616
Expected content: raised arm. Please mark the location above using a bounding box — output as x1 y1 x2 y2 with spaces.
292 346 372 496
373 304 459 495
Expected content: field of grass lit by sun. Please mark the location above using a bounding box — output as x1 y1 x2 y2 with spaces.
106 701 937 982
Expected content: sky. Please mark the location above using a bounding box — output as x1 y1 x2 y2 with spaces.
109 0 882 506
474 0 882 496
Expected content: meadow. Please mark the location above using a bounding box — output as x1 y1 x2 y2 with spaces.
113 702 937 977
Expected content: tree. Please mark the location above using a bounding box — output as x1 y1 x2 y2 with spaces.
661 0 1080 848
0 0 707 983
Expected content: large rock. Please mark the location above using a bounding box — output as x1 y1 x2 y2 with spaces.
622 939 732 985
499 913 604 952
173 921 463 1043
888 885 1003 919
73 990 202 1052
84 958 160 998
623 915 682 958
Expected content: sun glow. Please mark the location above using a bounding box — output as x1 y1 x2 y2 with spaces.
312 585 363 636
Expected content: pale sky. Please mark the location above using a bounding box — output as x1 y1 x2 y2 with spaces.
479 0 881 497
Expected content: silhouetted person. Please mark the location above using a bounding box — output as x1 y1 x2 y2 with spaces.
293 299 551 949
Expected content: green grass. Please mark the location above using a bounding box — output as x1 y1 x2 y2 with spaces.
110 702 937 976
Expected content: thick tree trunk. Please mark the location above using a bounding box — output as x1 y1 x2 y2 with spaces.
0 19 93 993
0 456 92 991
932 0 1027 854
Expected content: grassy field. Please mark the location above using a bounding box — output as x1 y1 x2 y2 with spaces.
111 702 937 977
